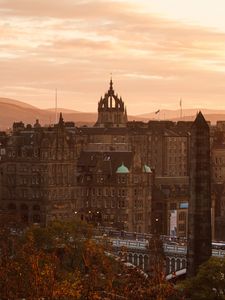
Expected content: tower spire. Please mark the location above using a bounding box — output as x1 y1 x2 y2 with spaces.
109 73 113 91
95 79 127 128
58 112 64 127
55 88 58 124
125 106 128 122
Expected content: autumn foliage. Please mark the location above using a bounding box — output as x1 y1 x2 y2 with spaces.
0 215 176 299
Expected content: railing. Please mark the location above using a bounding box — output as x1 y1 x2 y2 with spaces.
111 239 148 250
212 249 225 257
111 238 225 257
163 244 187 254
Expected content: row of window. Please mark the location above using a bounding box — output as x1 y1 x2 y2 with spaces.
76 187 149 197
7 175 72 186
7 150 75 160
8 203 40 211
7 188 72 200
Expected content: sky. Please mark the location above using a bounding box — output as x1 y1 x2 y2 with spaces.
1 0 225 115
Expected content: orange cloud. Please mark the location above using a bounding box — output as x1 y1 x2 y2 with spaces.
0 0 225 114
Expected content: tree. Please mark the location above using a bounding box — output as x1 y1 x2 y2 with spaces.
0 218 85 299
145 234 175 299
0 217 178 299
176 257 225 300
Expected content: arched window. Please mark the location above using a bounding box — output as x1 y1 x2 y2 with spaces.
166 257 170 274
139 255 143 269
134 254 138 266
182 259 186 269
176 259 181 271
33 214 41 223
128 253 133 263
171 258 175 273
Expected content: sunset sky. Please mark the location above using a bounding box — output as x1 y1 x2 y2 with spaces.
1 0 225 115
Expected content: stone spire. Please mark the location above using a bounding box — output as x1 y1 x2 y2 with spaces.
58 112 64 127
109 77 113 92
192 111 209 129
125 106 128 122
187 111 212 277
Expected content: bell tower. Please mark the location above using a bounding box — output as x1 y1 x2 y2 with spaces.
95 79 128 127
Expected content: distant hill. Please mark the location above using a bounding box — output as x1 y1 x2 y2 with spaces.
0 98 149 129
0 98 225 129
0 102 96 129
171 114 225 124
0 98 38 110
136 109 225 121
46 108 81 114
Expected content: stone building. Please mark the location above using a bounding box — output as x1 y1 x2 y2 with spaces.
74 81 153 233
0 80 194 235
211 122 225 240
0 115 78 224
75 150 153 233
153 176 189 237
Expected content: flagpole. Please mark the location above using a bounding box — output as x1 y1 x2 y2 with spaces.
180 98 182 119
55 88 58 124
155 109 160 120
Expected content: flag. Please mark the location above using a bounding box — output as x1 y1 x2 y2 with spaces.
155 109 160 114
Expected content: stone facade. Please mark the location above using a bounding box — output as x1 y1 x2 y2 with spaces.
76 150 152 232
0 115 78 224
211 123 225 240
0 80 206 236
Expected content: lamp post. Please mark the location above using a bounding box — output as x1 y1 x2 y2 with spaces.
155 217 159 235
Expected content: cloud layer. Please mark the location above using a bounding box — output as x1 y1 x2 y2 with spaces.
0 0 225 114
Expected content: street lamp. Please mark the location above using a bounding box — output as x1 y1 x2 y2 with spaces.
155 217 159 235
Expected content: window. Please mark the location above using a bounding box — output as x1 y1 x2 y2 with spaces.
178 211 186 221
134 176 139 184
180 202 188 209
121 176 126 184
170 202 177 210
178 223 186 232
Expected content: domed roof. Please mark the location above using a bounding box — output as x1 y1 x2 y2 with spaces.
116 163 129 174
143 164 152 173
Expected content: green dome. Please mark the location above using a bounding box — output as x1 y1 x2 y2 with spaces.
143 164 152 173
116 163 129 174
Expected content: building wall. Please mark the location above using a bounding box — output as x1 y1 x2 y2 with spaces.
75 150 152 233
3 83 219 240
0 119 78 225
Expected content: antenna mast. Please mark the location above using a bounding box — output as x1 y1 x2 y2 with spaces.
55 88 58 124
180 98 183 119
